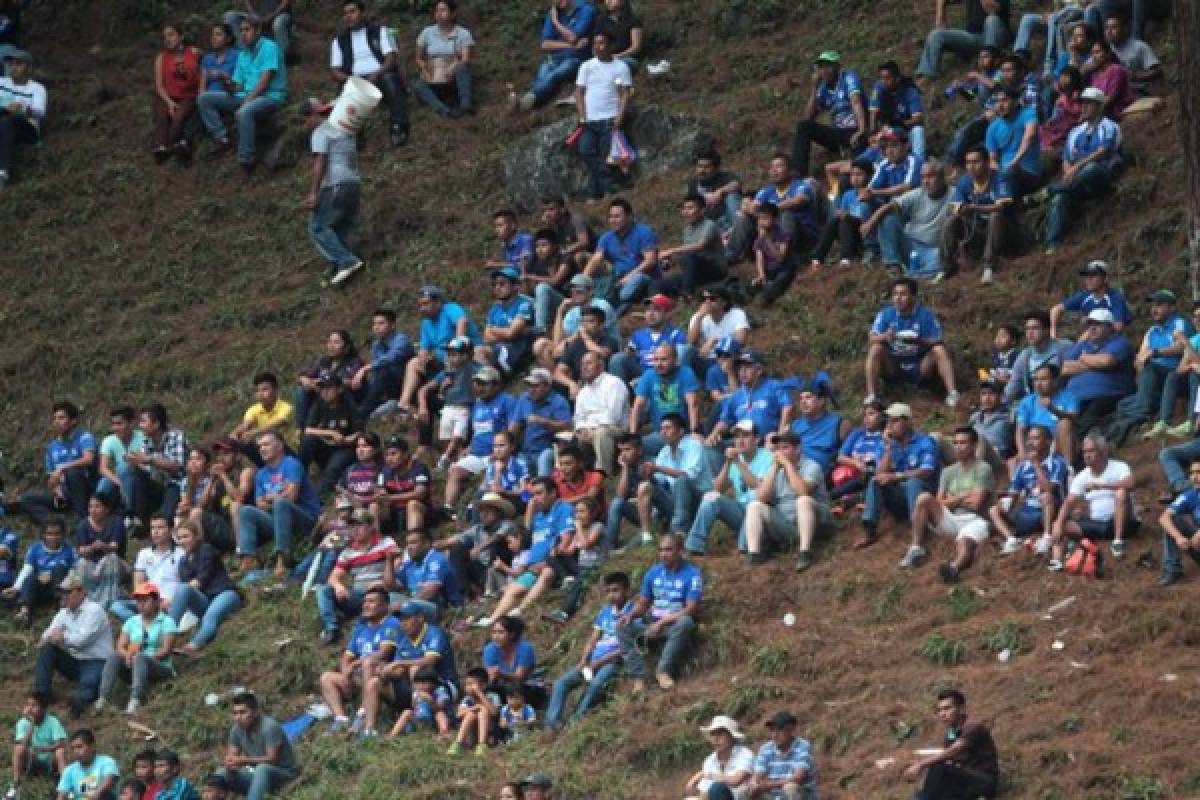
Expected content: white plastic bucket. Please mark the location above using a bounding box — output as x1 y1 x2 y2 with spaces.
329 75 382 134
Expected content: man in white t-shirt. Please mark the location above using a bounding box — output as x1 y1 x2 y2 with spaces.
686 287 750 375
0 49 46 188
111 515 184 622
1050 431 1137 569
330 0 408 146
574 31 631 200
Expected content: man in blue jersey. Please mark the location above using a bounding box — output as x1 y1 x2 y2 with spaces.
1117 290 1193 437
1044 87 1123 253
706 352 795 447
617 533 702 692
1157 460 1200 587
990 425 1068 554
363 601 459 736
870 61 927 158
864 278 959 407
514 0 596 111
16 402 97 523
484 210 534 273
236 432 320 578
730 154 822 264
481 267 536 378
1061 308 1135 439
855 403 939 549
396 529 459 621
942 145 1020 286
789 384 850 476
443 366 516 512
544 571 633 728
1049 260 1132 339
984 85 1040 197
1014 363 1078 465
792 51 867 179
511 368 573 476
862 127 921 204
398 286 481 417
318 586 399 736
609 293 687 384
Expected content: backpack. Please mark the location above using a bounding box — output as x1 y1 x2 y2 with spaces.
337 23 394 76
1064 538 1102 578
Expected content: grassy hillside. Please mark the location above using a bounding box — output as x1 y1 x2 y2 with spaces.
1 0 1197 797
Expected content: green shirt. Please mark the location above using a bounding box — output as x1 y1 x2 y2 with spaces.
938 460 994 497
15 713 67 764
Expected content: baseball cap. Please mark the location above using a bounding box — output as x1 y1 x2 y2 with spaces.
1079 260 1109 276
490 266 521 282
645 293 675 312
568 274 594 290
1080 87 1107 104
396 601 424 618
735 351 765 367
132 583 161 598
315 370 343 388
714 336 743 357
300 97 333 116
525 367 553 385
879 126 908 143
520 773 553 789
212 436 239 452
1086 308 1116 325
417 285 444 299
733 419 757 434
773 432 802 445
1148 289 1178 303
978 379 1003 393
814 50 840 64
475 365 502 383
885 402 913 419
3 49 31 63
765 710 798 729
447 335 471 352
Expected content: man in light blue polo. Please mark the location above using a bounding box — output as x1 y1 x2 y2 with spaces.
636 414 712 538
686 419 773 555
855 402 939 550
236 431 320 577
198 17 287 174
1122 290 1192 438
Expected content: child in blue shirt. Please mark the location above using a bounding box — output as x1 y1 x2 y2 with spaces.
4 520 76 624
986 324 1020 387
810 158 874 270
448 667 500 756
497 684 537 742
390 669 453 737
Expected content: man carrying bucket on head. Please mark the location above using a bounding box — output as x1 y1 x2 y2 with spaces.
302 81 376 289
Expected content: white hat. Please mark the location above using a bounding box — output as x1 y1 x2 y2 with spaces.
733 419 757 434
699 715 745 740
1086 308 1116 325
885 402 914 419
1080 87 1107 104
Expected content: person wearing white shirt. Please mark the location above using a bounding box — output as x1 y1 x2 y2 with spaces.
330 0 409 146
33 575 115 716
110 516 185 622
573 351 630 475
685 715 755 800
1049 431 1136 570
574 31 632 200
686 288 751 374
0 49 46 188
413 0 475 117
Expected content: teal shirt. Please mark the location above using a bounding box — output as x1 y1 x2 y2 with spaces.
233 37 287 103
729 448 775 506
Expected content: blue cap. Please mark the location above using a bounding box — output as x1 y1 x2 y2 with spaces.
714 336 742 357
396 601 423 618
490 266 521 282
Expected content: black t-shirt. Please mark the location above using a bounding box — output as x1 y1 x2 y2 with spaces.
527 253 577 291
688 170 739 196
384 462 432 507
596 12 642 55
305 396 360 438
556 212 595 253
559 334 621 379
945 721 999 780
965 0 1010 35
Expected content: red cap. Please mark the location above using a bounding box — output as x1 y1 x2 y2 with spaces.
645 294 675 312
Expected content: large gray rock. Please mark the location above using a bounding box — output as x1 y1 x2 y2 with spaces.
501 105 708 212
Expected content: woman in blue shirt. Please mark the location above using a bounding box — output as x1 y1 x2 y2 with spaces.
482 616 542 705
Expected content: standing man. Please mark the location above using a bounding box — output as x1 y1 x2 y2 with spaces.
34 575 115 718
303 97 364 289
215 693 298 800
574 30 631 201
330 0 409 147
792 50 866 179
903 689 999 799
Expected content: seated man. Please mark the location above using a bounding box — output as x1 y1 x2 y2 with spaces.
1060 308 1135 438
229 372 297 466
860 160 951 277
1094 11 1162 94
751 711 818 800
485 209 535 273
7 692 67 799
554 307 619 398
617 533 702 692
3 520 76 626
706 351 794 447
792 51 866 179
525 228 576 334
636 414 713 540
1157 459 1200 587
902 689 999 800
607 434 646 549
685 287 750 375
991 424 1069 554
862 127 921 208
215 692 298 799
631 344 702 456
515 0 596 111
16 402 96 523
364 603 459 734
318 586 399 735
510 368 573 477
316 509 397 644
1044 87 1122 253
609 294 687 384
544 571 633 729
1049 259 1132 339
969 380 1011 464
396 529 460 621
789 384 849 476
1002 310 1072 407
573 351 630 476
351 308 414 425
297 372 360 497
236 431 321 577
856 403 940 549
686 420 773 556
687 148 743 243
198 17 287 173
1118 289 1192 438
443 366 517 513
331 0 409 147
943 145 1019 286
433 491 516 595
481 267 535 378
1049 432 1136 568
413 0 475 118
584 199 660 317
123 404 189 531
899 426 993 583
729 154 821 268
1015 363 1078 465
533 273 617 371
985 86 1041 199
34 575 115 717
398 286 482 416
864 278 958 406
0 49 45 188
914 0 1011 91
55 729 119 800
224 1 292 58
743 431 831 572
657 194 728 300
869 61 926 158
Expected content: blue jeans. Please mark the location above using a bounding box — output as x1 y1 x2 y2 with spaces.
862 476 928 528
1117 361 1182 425
309 183 361 269
96 475 133 512
121 465 181 526
878 213 941 274
647 478 704 534
110 598 139 623
916 17 1010 78
316 585 364 632
169 584 243 648
617 614 696 679
223 11 292 54
33 644 104 711
17 466 94 522
686 493 745 554
237 499 316 558
1044 163 1115 246
579 120 615 199
413 65 475 114
196 92 280 164
606 496 640 550
216 764 297 800
1162 518 1197 575
530 446 556 477
399 596 440 623
530 55 583 104
533 282 564 332
608 271 653 317
544 663 618 728
1160 439 1200 493
908 125 928 159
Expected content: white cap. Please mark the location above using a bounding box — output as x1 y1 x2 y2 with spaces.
1080 87 1107 104
699 715 745 740
733 419 757 434
1086 308 1116 325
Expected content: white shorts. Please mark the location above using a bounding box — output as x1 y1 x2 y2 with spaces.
438 406 470 441
453 454 489 475
931 510 989 543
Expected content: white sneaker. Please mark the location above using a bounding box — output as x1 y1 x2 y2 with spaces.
640 531 655 546
980 267 994 285
6 783 20 800
505 607 522 618
124 697 141 715
94 698 108 713
472 616 493 629
898 545 928 569
945 390 960 409
330 260 364 286
1000 537 1022 555
1035 534 1052 556
1047 559 1064 572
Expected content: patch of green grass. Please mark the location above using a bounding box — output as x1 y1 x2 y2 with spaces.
1117 774 1168 799
943 585 983 622
1112 723 1134 745
750 644 791 677
871 580 908 624
635 729 708 772
980 621 1033 657
889 718 919 745
1059 715 1084 734
724 681 784 719
917 634 967 666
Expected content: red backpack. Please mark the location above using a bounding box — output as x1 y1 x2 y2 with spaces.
1064 538 1103 578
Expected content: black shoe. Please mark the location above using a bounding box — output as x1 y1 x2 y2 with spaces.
320 627 341 645
391 125 410 146
203 138 232 161
240 161 257 178
1158 572 1183 587
153 146 170 164
938 562 960 583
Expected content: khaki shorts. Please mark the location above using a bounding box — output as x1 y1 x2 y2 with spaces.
931 510 989 543
438 406 470 441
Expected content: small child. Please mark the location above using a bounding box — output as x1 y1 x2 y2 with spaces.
969 381 1014 464
810 159 873 270
448 668 500 757
119 780 147 800
749 203 791 295
390 670 452 738
484 527 526 598
987 325 1019 387
498 685 537 742
551 497 607 622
